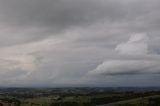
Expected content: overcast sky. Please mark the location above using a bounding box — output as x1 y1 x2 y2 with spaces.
0 0 160 87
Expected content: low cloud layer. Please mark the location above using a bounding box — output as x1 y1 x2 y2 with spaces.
88 59 160 76
87 34 160 78
0 0 160 87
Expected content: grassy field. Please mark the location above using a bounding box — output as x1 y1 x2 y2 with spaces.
19 94 160 106
21 96 54 105
100 95 160 106
0 88 159 106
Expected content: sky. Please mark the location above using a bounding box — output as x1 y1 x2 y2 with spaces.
0 0 160 87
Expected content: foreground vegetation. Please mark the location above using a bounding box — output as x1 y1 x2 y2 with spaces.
0 87 159 106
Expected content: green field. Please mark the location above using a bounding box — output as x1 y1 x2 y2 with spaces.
100 95 160 106
0 88 159 106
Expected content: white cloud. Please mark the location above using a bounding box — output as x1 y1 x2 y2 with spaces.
87 59 160 76
115 33 148 55
86 33 160 79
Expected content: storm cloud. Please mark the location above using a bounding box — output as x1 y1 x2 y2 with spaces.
0 0 160 87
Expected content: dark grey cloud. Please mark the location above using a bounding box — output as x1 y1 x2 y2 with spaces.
0 0 159 46
0 0 120 46
0 0 160 86
0 0 125 27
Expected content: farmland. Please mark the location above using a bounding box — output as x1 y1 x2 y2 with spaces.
0 87 159 106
